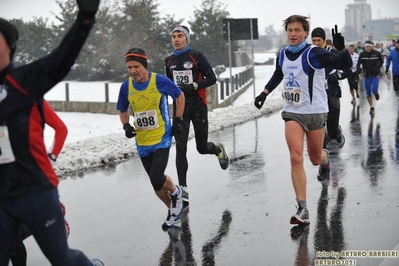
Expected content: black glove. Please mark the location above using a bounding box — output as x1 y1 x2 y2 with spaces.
385 68 389 75
328 72 339 83
332 25 345 51
123 123 136 138
172 117 183 135
179 83 197 96
77 0 100 20
254 92 267 109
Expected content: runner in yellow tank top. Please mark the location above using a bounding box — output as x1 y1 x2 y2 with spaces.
117 48 186 230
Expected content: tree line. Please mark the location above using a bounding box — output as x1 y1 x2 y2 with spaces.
10 0 278 82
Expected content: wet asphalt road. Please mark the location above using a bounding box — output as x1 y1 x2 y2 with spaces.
25 77 399 266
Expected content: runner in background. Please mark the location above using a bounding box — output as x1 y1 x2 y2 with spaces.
385 40 399 95
311 27 346 150
347 44 360 104
356 40 384 115
164 25 229 209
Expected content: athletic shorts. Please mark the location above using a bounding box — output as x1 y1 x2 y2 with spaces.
281 111 327 132
137 138 172 157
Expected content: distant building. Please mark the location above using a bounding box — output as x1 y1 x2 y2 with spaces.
344 0 399 42
364 18 399 42
345 0 372 40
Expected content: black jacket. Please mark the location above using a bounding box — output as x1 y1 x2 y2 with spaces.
356 49 384 77
165 48 216 105
0 17 94 198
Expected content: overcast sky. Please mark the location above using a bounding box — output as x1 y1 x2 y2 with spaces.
1 0 398 34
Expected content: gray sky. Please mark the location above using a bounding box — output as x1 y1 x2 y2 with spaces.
1 0 398 34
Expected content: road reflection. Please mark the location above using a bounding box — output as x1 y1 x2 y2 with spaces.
159 211 195 266
291 224 310 266
389 104 399 164
362 116 386 186
311 184 346 265
201 210 232 266
229 120 266 180
349 102 362 145
159 209 232 266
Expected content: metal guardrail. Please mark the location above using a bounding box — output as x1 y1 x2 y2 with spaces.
208 66 254 110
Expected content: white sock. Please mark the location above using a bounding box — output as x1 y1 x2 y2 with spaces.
170 186 178 196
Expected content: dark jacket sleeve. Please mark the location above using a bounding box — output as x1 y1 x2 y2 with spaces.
14 16 95 98
265 53 284 93
312 47 352 74
196 51 217 89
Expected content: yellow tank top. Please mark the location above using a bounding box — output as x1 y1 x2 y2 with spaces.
128 73 165 146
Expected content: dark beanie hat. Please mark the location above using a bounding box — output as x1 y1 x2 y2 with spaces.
124 48 148 69
311 27 326 40
0 18 19 60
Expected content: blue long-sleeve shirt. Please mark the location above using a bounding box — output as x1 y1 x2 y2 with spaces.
386 48 399 76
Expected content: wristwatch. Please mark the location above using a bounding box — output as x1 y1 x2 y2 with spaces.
192 82 198 90
48 153 57 161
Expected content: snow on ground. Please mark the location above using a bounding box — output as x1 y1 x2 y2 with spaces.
44 65 283 176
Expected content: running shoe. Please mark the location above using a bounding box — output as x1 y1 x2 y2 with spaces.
336 126 345 148
216 143 229 170
162 209 182 230
317 149 330 182
180 186 189 210
162 186 183 230
369 107 375 115
170 185 183 217
91 258 105 266
290 207 310 224
375 93 380 100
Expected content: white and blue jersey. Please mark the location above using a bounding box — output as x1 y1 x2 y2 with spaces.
279 45 328 114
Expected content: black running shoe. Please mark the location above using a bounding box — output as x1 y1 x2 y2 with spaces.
216 143 229 170
317 149 330 182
